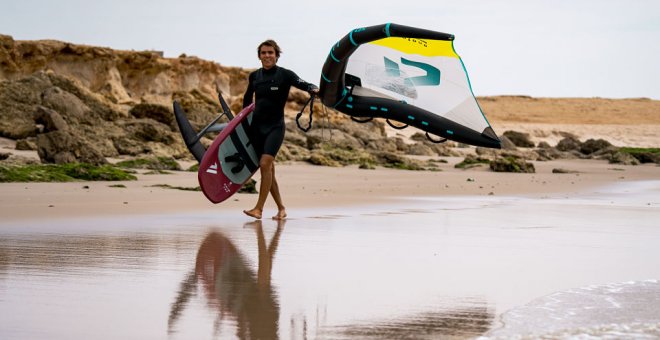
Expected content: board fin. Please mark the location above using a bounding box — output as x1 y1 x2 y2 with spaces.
173 101 207 163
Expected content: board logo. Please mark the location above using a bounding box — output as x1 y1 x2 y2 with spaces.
206 163 218 174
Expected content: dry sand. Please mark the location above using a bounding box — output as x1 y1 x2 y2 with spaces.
1 155 658 222
1 96 659 222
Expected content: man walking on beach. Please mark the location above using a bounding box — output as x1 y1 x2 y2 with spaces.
242 39 318 220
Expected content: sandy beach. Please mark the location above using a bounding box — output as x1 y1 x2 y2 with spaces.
1 155 658 222
2 143 660 339
2 99 660 338
1 163 659 339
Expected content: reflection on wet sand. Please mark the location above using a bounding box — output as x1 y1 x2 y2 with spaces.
167 219 494 339
0 234 166 272
169 220 284 339
2 182 659 339
320 306 493 339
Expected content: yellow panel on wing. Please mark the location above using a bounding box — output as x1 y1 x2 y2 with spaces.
370 37 459 58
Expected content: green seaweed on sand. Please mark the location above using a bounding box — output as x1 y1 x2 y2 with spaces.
144 170 173 175
238 179 258 194
149 184 201 191
0 163 137 182
618 147 660 164
116 157 181 170
455 156 490 169
489 157 536 173
307 145 376 167
148 179 257 194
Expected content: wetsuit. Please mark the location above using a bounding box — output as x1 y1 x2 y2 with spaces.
243 66 317 157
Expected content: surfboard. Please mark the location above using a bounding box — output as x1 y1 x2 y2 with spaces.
198 103 258 204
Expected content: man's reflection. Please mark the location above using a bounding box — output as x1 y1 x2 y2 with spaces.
169 220 285 339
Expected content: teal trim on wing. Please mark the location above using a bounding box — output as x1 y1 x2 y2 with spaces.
332 87 350 109
321 73 331 83
330 50 340 63
451 40 493 128
407 115 415 120
385 23 391 37
349 32 358 46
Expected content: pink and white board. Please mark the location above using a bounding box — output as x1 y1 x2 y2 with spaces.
198 103 258 203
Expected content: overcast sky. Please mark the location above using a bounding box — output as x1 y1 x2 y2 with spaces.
2 0 659 99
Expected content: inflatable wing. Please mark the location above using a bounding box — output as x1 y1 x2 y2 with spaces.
319 23 501 149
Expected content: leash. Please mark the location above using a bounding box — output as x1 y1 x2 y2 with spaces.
295 94 316 132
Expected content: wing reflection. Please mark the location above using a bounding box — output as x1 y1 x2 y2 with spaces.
169 220 285 339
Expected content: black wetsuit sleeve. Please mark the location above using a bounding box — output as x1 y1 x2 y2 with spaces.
243 72 255 108
285 69 318 93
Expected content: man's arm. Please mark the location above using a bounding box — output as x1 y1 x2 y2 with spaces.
243 72 255 108
287 69 319 94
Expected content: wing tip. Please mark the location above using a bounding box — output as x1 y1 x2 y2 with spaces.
482 126 502 149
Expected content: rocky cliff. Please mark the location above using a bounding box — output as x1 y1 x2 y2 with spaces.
0 34 321 164
0 34 251 107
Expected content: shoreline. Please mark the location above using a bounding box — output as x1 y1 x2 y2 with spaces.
1 158 658 223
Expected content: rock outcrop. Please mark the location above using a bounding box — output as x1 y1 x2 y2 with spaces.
1 34 657 170
0 34 250 107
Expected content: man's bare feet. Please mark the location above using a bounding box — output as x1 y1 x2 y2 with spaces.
243 208 262 219
272 208 287 220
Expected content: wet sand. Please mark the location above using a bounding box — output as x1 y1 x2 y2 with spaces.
1 174 659 339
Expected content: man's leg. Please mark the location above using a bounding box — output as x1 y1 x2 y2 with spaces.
269 165 286 220
243 154 275 219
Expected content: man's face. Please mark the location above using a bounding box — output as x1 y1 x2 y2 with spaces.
259 45 277 69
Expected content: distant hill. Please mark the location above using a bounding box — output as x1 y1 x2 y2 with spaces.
479 96 660 125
